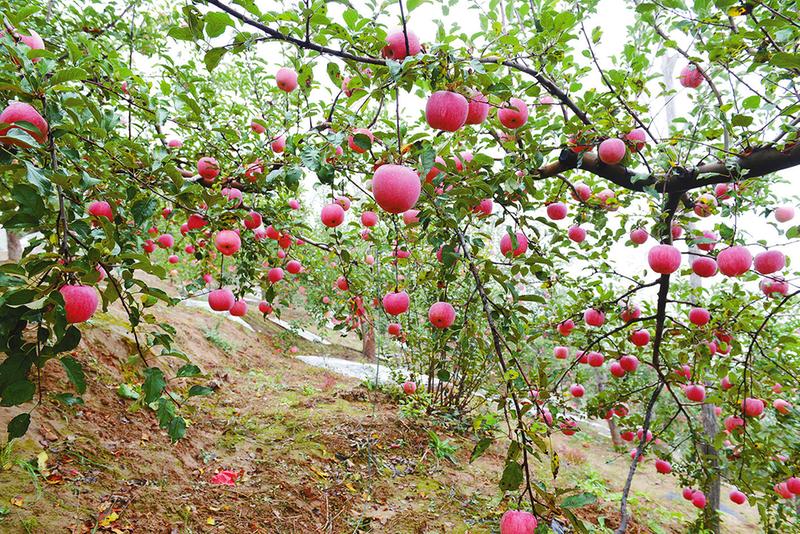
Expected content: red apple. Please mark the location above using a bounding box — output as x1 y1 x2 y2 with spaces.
59 285 99 323
372 164 421 214
717 246 752 277
688 307 710 326
214 230 241 256
276 67 298 92
679 65 704 88
321 203 345 227
0 102 49 146
465 91 489 125
598 138 626 165
497 98 528 129
197 157 219 182
425 91 468 132
753 250 785 275
428 301 455 328
208 288 235 311
648 244 681 274
382 29 421 60
88 200 113 220
230 299 248 317
500 231 528 257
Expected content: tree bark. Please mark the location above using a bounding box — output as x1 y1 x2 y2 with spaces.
701 400 721 533
6 230 22 261
596 374 623 448
361 320 376 361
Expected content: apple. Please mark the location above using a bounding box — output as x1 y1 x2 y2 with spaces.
610 362 625 377
500 231 528 257
143 239 156 253
553 346 568 359
382 29 421 60
185 245 195 254
276 67 298 92
655 459 672 474
88 200 113 219
286 260 302 274
402 381 417 395
787 477 800 494
679 64 704 88
59 285 99 323
625 128 646 152
268 267 284 284
693 194 717 217
208 288 235 311
425 90 468 132
197 157 219 182
688 307 710 326
288 199 300 210
691 491 706 509
428 301 455 328
729 490 747 505
168 254 179 264
630 228 648 245
372 164 421 214
557 319 574 336
365 254 375 265
647 244 681 274
271 135 286 153
0 102 49 146
685 384 705 402
157 234 174 249
587 351 604 367
188 213 207 230
569 384 585 398
584 308 605 327
383 291 410 315
167 138 182 148
774 399 792 415
258 301 273 314
546 202 567 220
499 510 537 534
214 230 241 256
321 203 346 227
497 98 528 129
671 224 683 239
403 209 420 225
474 199 493 217
221 187 243 207
361 211 378 227
637 428 654 442
572 183 591 202
598 138 626 165
774 206 795 223
425 156 447 183
388 323 401 336
620 431 634 442
742 397 764 417
691 256 718 277
753 250 785 275
717 246 752 277
630 329 650 346
465 91 489 125
775 483 793 499
682 488 694 501
567 225 586 243
619 355 639 372
560 420 578 435
761 276 789 297
620 304 641 323
695 230 718 252
348 128 374 153
244 211 262 230
230 299 248 316
336 276 349 291
250 120 265 134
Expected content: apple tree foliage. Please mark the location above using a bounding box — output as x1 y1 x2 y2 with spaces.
0 0 799 531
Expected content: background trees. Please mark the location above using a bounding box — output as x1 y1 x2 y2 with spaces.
0 0 798 531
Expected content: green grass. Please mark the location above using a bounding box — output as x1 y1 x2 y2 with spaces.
203 327 236 354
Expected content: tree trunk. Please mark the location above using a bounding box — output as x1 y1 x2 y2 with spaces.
607 416 623 449
701 400 721 533
6 230 22 261
361 320 376 361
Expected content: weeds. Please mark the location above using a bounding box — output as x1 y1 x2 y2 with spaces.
204 328 236 354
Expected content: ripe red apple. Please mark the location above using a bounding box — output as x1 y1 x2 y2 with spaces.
695 230 718 252
321 203 346 227
742 397 764 417
244 211 262 230
184 245 195 254
620 431 634 442
167 138 182 148
583 308 605 327
648 244 681 274
402 381 417 395
59 285 99 323
388 323 401 336
168 254 179 264
230 299 248 317
630 329 650 346
336 276 349 291
671 224 683 239
775 483 793 499
655 459 672 474
425 156 447 183
88 200 113 219
717 246 752 277
598 138 626 165
625 128 646 152
361 211 378 227
425 91 469 132
753 250 785 275
372 164 421 214
271 135 286 153
569 384 585 398
546 202 567 220
0 102 49 146
465 91 489 125
214 230 241 256
208 288 235 311
499 510 537 534
691 491 706 509
721 376 734 390
682 488 695 501
557 319 574 336
348 128 374 153
587 351 604 367
143 239 156 254
567 225 586 243
474 199 493 217
774 206 795 223
500 231 528 257
286 260 302 274
691 256 718 277
382 291 410 315
760 276 789 297
610 362 625 377
553 346 568 359
276 67 298 92
197 157 219 182
619 355 639 372
187 213 207 230
497 98 528 129
685 384 706 402
679 65 704 88
787 477 800 494
382 29 421 60
620 304 641 323
774 399 792 415
630 228 648 245
268 267 284 284
258 301 273 314
688 307 710 326
250 120 265 134
157 234 174 249
403 209 420 225
428 301 455 328
288 199 300 210
729 490 747 505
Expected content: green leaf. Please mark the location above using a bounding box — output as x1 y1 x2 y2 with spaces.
168 416 186 442
60 356 86 394
53 326 81 353
168 26 195 41
562 492 598 509
1 379 35 406
7 413 30 440
188 385 213 397
49 67 88 86
25 162 49 193
142 367 166 404
499 460 523 491
204 47 227 72
299 145 321 171
731 114 753 127
0 127 38 147
117 383 140 400
770 53 800 70
176 364 202 378
53 393 84 406
342 8 359 29
470 437 493 463
406 0 425 10
131 197 158 226
205 12 233 38
742 95 760 110
352 133 372 152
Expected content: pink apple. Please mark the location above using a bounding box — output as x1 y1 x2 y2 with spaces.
59 285 99 323
760 276 789 297
610 362 625 377
688 307 710 326
0 102 48 146
336 276 349 291
465 91 489 125
425 91 468 132
691 491 706 509
630 228 648 245
774 206 795 223
187 213 207 230
402 381 417 395
691 256 718 277
753 250 785 275
584 308 605 327
498 98 528 129
321 203 345 227
168 254 179 264
244 211 262 230
558 319 575 336
717 246 752 277
499 510 537 534
258 301 273 314
197 157 219 181
348 128 374 153
388 323 401 336
655 459 671 474
474 199 493 217
276 67 298 92
88 200 113 219
288 199 300 210
500 232 528 257
625 128 646 152
157 234 174 249
230 299 248 317
774 399 792 415
648 244 681 274
383 291 410 315
271 135 286 153
428 301 455 328
671 224 683 239
569 384 585 398
208 289 235 312
587 351 604 367
685 384 706 402
372 164 421 214
729 490 747 505
553 346 568 359
268 267 284 284
619 355 639 372
403 209 420 225
567 225 586 243
598 138 626 165
630 329 650 346
167 138 182 148
695 230 718 252
620 304 641 323
382 29 421 60
214 230 241 256
143 239 156 254
286 260 302 274
546 202 567 220
679 65 704 88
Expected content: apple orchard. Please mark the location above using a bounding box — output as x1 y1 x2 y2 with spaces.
1 0 799 532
